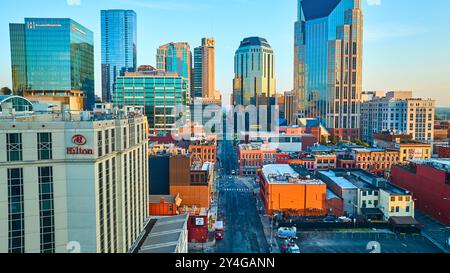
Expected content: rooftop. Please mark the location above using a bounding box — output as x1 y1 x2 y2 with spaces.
131 214 188 253
318 170 358 190
262 164 324 185
411 158 450 172
239 37 271 48
148 195 178 204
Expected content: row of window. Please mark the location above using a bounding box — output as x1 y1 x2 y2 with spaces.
7 167 54 253
6 132 53 162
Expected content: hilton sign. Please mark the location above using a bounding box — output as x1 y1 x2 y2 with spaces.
67 135 93 155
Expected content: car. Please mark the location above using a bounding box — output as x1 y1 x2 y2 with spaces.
323 216 337 223
215 232 223 240
338 216 352 223
229 176 232 179
231 170 236 175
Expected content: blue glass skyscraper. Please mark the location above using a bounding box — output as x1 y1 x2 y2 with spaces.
294 0 363 140
101 10 137 102
9 18 95 109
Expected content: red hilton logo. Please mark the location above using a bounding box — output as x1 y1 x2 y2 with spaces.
67 134 93 155
72 135 87 145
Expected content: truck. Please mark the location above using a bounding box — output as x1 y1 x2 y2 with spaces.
215 221 224 240
277 227 297 239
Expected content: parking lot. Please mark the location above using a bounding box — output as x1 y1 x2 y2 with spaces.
278 231 443 253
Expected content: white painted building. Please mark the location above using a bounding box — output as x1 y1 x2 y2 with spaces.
0 110 149 253
361 91 435 143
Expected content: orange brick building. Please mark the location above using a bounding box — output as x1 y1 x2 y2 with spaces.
188 140 217 164
259 165 327 216
338 148 400 176
148 194 182 216
238 143 277 176
169 158 214 209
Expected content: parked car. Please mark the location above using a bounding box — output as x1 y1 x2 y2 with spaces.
277 227 297 239
338 216 352 223
323 216 337 223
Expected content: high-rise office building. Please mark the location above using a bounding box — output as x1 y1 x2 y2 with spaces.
233 37 276 107
232 37 276 132
294 0 363 140
193 38 217 99
9 18 95 110
361 91 435 143
114 70 190 135
101 10 137 102
0 109 149 253
156 42 192 83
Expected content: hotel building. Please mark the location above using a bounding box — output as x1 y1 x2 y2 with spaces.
0 109 148 253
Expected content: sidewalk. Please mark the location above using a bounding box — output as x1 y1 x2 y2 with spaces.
415 210 450 253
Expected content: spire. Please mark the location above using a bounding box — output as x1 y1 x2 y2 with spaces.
297 0 305 21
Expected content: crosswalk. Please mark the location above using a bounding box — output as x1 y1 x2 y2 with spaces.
221 188 252 193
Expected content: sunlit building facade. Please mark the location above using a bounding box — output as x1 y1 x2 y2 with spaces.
113 71 190 135
156 42 192 84
101 10 137 102
9 18 95 110
294 0 363 140
193 38 217 99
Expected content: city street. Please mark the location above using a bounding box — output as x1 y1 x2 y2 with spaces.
215 176 270 253
214 132 270 253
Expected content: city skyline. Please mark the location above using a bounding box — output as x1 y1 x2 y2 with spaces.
1 0 450 107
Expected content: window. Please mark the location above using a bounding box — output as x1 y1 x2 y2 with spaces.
398 196 403 202
123 128 127 149
98 131 103 157
390 207 395 213
396 206 400 213
406 206 410 213
37 133 52 160
391 196 395 202
111 129 116 152
8 168 24 253
105 130 110 155
38 167 55 253
7 133 23 161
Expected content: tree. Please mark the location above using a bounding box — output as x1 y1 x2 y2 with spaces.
0 87 12 96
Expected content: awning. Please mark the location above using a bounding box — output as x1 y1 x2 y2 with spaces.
361 208 384 216
389 216 422 227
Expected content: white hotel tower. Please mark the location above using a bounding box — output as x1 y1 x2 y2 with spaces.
0 98 148 253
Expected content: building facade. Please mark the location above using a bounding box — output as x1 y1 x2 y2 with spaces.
101 10 137 102
0 111 148 253
391 159 450 226
259 165 327 216
233 37 276 107
361 91 435 143
193 38 217 99
113 71 190 135
294 0 363 140
9 18 95 109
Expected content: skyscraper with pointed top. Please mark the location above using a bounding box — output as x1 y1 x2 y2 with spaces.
294 0 363 140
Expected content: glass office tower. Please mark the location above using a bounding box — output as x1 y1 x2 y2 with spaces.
294 0 363 139
114 71 190 135
101 10 137 102
9 18 94 109
156 43 192 83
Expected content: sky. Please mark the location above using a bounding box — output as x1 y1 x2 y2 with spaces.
1 0 450 106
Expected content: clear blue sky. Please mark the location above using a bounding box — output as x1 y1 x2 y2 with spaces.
1 0 450 106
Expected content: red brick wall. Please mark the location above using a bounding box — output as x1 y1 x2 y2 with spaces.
437 146 450 158
391 165 450 225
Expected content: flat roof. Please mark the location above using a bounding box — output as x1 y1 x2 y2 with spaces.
412 158 450 172
148 195 177 204
262 164 324 185
318 170 358 190
134 214 188 253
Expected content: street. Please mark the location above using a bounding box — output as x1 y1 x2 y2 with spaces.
213 127 270 253
215 176 270 253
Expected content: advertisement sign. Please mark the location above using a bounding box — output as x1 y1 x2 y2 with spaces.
67 134 93 155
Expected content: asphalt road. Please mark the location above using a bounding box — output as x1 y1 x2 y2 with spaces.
214 135 269 253
215 176 270 253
